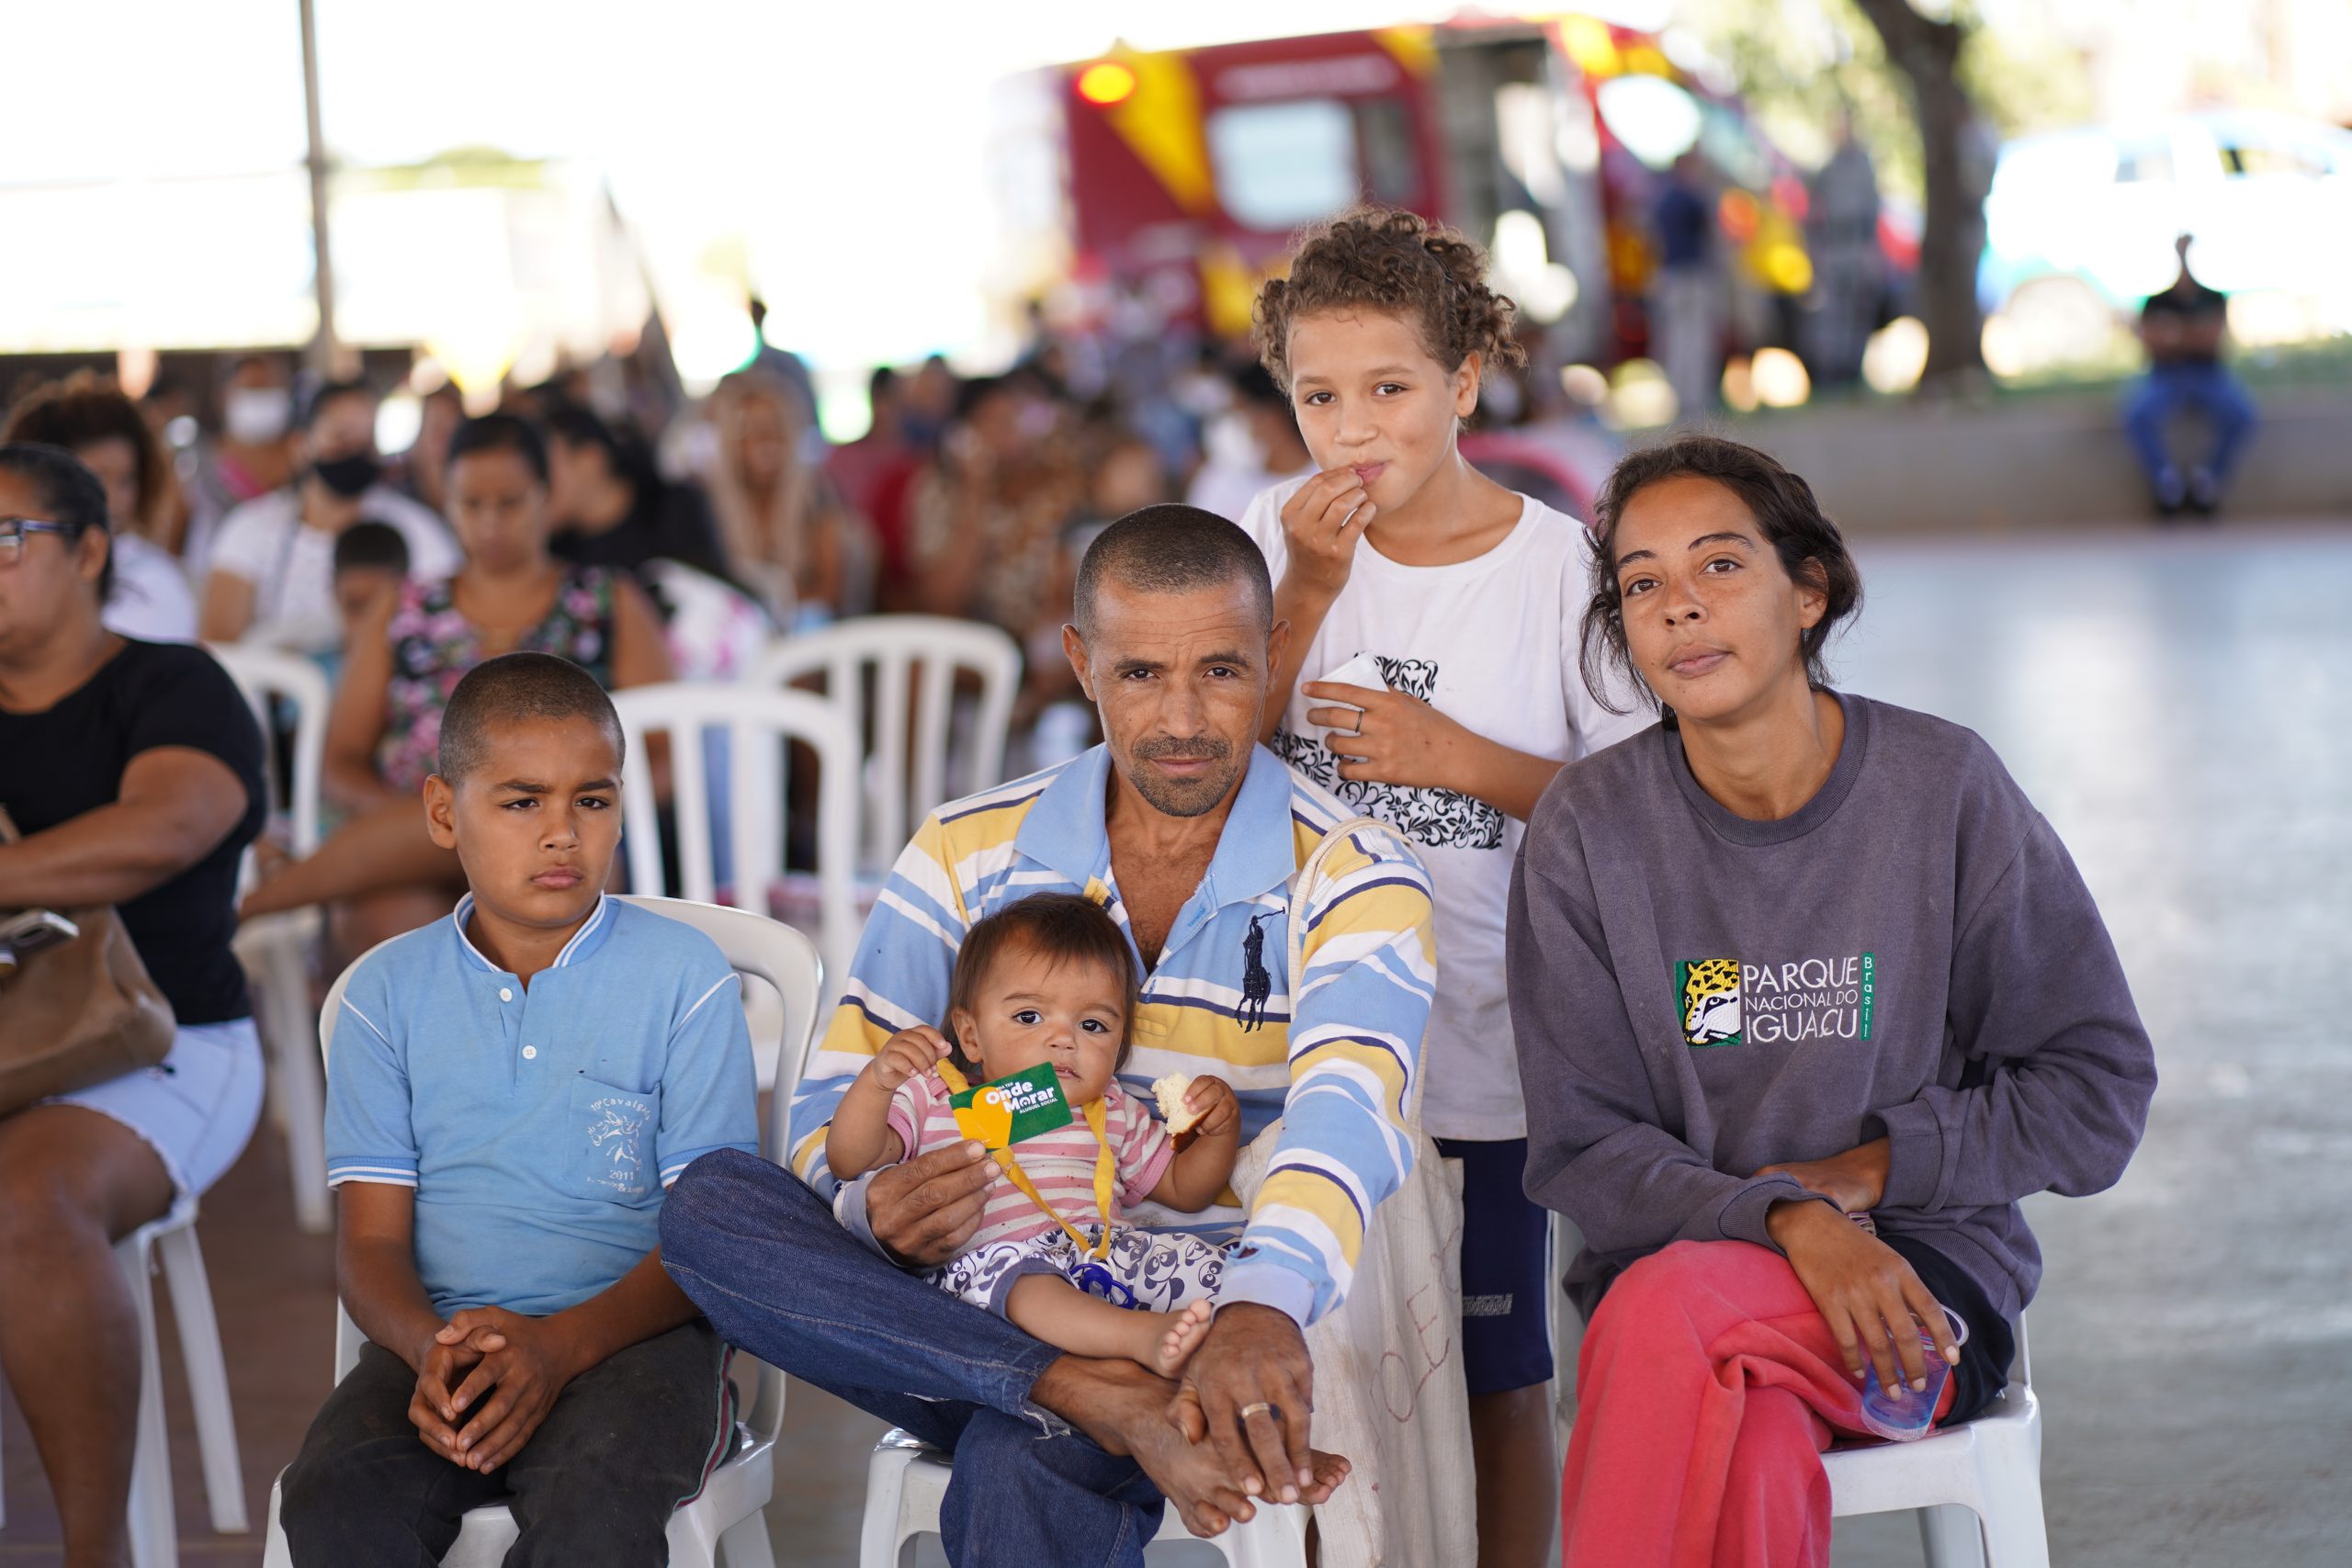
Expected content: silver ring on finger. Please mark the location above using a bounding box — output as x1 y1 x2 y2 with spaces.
1238 1401 1276 1420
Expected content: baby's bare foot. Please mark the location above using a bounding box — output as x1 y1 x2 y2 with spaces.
1299 1447 1351 1504
1151 1299 1216 1379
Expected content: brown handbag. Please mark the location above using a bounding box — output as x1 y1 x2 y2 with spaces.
0 806 176 1117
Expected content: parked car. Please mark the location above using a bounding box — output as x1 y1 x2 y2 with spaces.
1980 110 2352 366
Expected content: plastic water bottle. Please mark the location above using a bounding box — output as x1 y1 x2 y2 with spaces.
1857 1305 1970 1442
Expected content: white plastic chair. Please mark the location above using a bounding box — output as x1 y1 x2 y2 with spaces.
611 682 860 1019
1820 1318 2047 1567
1548 1214 2049 1567
119 1201 251 1568
752 616 1022 874
2 1201 257 1559
258 894 823 1568
211 639 335 1235
860 1427 1309 1568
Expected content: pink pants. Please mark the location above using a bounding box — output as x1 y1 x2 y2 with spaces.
1561 1239 1954 1568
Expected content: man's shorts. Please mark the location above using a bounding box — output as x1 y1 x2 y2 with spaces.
1435 1136 1555 1396
927 1225 1234 1321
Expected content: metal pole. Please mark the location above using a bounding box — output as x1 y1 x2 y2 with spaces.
299 0 340 374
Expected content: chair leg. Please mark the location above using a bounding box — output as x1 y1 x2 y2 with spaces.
858 1442 916 1568
118 1235 179 1568
261 1472 295 1568
156 1226 249 1532
262 939 332 1234
718 1510 780 1568
1221 1505 1311 1568
1974 1485 2051 1568
1918 1504 1988 1568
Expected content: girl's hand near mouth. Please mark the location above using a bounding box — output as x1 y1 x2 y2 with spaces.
1276 467 1378 600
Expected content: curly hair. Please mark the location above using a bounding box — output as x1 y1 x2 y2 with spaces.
1579 434 1863 715
2 371 172 539
1253 207 1526 391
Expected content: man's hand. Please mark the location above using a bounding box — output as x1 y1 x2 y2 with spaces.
1168 1303 1317 1506
868 1025 953 1093
1304 682 1479 794
1768 1199 1960 1399
1757 1137 1890 1215
1277 468 1375 598
866 1139 996 1268
428 1306 584 1473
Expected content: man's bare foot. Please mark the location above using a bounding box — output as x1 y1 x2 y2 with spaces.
1150 1300 1215 1379
1037 1358 1259 1538
1162 1382 1353 1505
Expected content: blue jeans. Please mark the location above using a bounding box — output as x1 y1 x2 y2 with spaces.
2122 362 2256 487
660 1149 1169 1566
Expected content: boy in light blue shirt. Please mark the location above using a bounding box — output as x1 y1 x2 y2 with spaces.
280 652 757 1568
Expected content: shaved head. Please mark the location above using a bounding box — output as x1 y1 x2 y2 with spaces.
1071 503 1273 639
435 651 623 784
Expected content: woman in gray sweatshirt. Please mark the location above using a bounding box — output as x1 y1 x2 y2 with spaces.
1507 434 2155 1568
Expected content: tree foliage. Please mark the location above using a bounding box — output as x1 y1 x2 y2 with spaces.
1679 0 2096 386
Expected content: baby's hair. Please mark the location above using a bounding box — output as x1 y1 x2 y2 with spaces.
1252 206 1526 393
435 651 622 784
948 894 1140 1071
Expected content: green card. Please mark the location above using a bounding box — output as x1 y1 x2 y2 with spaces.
951 1062 1075 1149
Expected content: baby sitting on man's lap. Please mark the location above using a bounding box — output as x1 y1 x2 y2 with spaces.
825 893 1240 1376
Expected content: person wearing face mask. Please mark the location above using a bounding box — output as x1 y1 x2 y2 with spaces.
198 378 460 650
1185 363 1315 525
177 355 301 570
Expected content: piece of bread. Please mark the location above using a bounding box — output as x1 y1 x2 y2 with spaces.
1151 1072 1199 1134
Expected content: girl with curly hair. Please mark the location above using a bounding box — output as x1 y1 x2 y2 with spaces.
1238 207 1647 1568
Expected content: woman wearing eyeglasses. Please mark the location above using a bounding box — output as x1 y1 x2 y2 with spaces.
0 443 266 1566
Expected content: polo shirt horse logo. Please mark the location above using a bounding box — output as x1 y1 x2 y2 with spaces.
1238 911 1272 1032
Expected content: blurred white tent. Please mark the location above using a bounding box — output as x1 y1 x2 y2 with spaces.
0 152 651 395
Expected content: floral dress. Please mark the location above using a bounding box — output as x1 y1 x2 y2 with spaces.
375 569 616 793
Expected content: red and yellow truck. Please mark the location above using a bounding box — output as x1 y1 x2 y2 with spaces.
997 13 1821 367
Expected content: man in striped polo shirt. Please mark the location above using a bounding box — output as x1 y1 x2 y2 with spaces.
662 505 1437 1561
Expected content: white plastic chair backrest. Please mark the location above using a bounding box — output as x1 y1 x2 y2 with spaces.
608 681 858 1003
208 639 331 855
315 895 824 1447
752 615 1021 868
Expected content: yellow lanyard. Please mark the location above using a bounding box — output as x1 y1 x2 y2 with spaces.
934 1060 1114 1259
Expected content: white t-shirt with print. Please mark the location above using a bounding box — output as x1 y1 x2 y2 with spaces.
1240 475 1648 1139
204 485 460 651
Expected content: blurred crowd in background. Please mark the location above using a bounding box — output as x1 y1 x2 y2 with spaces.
0 287 1626 792
4 2 2343 921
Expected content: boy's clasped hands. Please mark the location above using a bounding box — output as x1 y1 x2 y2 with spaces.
409 1308 582 1473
